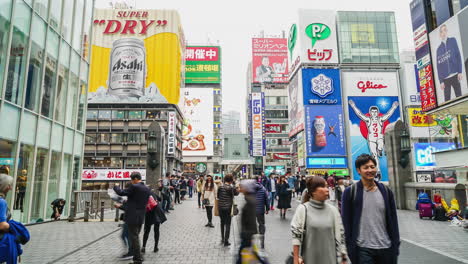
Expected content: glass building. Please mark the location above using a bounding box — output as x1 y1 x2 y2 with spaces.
0 0 93 223
337 11 400 64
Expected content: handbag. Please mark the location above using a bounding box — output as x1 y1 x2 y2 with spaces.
214 199 219 216
285 204 307 264
203 198 210 206
146 195 158 212
231 186 239 216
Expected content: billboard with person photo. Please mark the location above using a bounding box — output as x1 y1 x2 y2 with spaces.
252 38 288 83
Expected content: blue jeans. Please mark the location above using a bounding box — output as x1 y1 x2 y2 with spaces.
188 186 193 197
162 194 170 212
270 192 276 208
121 223 131 253
357 246 397 264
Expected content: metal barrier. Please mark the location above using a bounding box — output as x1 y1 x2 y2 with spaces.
68 190 118 222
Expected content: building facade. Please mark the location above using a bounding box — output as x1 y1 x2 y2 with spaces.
222 110 241 134
0 0 93 223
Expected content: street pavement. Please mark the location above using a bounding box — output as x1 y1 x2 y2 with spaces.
21 193 468 264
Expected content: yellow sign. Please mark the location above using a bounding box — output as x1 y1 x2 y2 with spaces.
351 24 375 44
407 107 437 127
89 9 184 104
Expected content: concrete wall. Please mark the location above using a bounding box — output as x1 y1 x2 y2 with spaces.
404 182 459 210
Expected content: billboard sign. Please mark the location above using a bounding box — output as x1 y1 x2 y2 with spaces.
304 105 346 156
429 9 468 106
297 131 305 167
306 157 347 169
298 9 338 64
414 142 457 170
343 71 401 182
252 38 288 83
302 68 342 105
264 166 286 176
408 107 460 138
82 169 146 181
179 88 214 156
88 9 184 104
288 71 305 137
250 93 266 156
185 46 221 84
167 111 176 155
265 124 282 133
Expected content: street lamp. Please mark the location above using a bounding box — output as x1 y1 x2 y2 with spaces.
398 129 411 168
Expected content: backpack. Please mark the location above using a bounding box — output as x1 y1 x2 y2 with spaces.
434 206 449 221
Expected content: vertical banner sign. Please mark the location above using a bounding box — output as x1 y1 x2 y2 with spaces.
185 46 221 83
250 92 266 156
179 88 214 156
343 72 401 182
89 9 184 104
252 38 288 83
288 71 305 137
167 112 176 155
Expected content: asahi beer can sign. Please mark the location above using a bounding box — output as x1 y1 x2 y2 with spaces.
108 38 146 98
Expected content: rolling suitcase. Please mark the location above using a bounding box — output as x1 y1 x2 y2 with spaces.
419 203 433 219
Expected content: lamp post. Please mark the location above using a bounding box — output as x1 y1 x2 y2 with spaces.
146 121 165 192
398 128 411 168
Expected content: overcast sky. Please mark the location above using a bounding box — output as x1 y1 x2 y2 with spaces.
97 0 415 133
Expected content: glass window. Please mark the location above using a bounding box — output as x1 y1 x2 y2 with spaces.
82 0 93 61
0 0 13 98
110 133 123 143
61 0 74 43
31 148 49 221
72 0 83 52
5 2 32 105
98 110 111 119
97 133 110 143
49 0 62 30
46 151 61 219
112 110 126 119
65 74 78 127
83 157 93 168
14 144 33 223
141 133 147 143
126 157 140 168
128 110 142 119
76 83 86 131
55 41 70 123
110 157 121 168
34 0 49 19
0 138 16 187
60 154 72 216
71 156 81 200
24 15 46 112
85 133 97 143
127 133 140 143
86 110 98 119
41 28 60 118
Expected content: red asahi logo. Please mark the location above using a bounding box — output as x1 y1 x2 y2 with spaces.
357 81 388 93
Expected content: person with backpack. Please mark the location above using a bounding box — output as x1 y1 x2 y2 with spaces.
291 176 347 264
141 190 166 254
217 174 239 246
341 154 400 264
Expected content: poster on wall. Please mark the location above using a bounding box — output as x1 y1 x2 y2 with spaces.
252 38 288 83
185 46 221 84
343 71 401 182
88 9 184 104
179 88 213 156
429 11 468 106
250 93 266 156
413 142 457 171
302 68 342 105
407 107 460 140
288 71 304 137
304 105 346 156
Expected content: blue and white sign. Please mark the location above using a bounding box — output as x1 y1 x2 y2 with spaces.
306 157 347 169
249 92 266 157
414 142 457 170
302 68 342 105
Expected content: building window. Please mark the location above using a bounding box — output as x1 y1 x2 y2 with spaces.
0 1 13 98
85 133 97 143
31 148 49 221
128 110 142 119
98 110 111 119
46 151 62 219
145 110 160 119
110 133 123 143
127 133 140 143
49 0 62 30
15 144 34 223
112 110 126 119
110 157 121 168
97 133 110 143
55 41 70 124
126 157 141 168
41 28 60 118
265 110 288 118
87 110 98 119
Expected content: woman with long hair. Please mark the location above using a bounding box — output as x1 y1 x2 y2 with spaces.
202 175 217 227
141 190 166 254
291 176 347 264
276 175 291 219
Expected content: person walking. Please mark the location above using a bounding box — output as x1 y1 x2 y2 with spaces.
141 191 167 254
335 176 346 214
179 176 187 201
196 175 205 208
254 179 269 248
291 176 348 264
113 172 150 264
188 177 194 198
341 154 400 264
160 174 172 213
172 176 181 204
287 175 297 198
202 175 217 228
115 199 132 260
237 180 258 264
217 174 239 246
277 175 291 219
268 174 276 210
299 176 306 196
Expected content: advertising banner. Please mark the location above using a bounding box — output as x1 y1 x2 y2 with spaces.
302 68 342 105
272 153 291 160
297 131 305 167
265 124 282 133
413 142 457 171
408 107 460 139
88 9 184 104
250 93 266 156
288 71 304 137
297 9 338 64
185 46 221 84
252 38 288 83
306 157 347 169
179 88 213 156
265 166 286 176
304 105 346 156
167 111 176 155
410 0 438 111
343 71 401 182
82 169 146 181
429 9 468 106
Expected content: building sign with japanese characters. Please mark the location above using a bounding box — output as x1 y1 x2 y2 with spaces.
82 169 146 181
167 111 176 155
185 46 221 84
408 108 436 127
252 38 288 83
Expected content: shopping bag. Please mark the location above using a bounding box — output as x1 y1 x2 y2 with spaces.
214 199 219 216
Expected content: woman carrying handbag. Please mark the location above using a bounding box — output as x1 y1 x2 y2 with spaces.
202 175 217 228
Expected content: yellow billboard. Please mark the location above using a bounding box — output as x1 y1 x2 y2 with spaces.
351 24 375 44
407 107 437 127
88 9 185 104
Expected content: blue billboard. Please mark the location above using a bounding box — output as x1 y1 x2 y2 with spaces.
347 96 401 182
306 157 348 169
414 142 457 169
302 68 342 105
304 105 346 156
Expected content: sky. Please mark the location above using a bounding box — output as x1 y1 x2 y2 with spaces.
97 0 416 133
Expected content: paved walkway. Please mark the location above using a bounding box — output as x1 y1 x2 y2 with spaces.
21 194 468 264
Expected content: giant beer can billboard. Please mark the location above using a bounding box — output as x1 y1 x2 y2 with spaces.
89 9 185 104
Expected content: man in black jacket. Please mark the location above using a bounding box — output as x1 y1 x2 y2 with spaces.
237 180 258 264
114 172 150 264
217 174 239 246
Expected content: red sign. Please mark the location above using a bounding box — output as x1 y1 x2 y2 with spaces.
185 47 219 61
265 124 281 133
252 38 288 83
307 49 333 61
418 64 437 112
273 153 291 160
82 169 146 181
357 81 388 93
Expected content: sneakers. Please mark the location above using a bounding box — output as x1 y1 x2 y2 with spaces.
224 241 231 247
270 206 274 210
208 222 215 228
141 247 145 253
119 253 133 260
154 247 159 253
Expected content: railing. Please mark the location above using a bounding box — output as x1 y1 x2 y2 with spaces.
69 190 119 222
